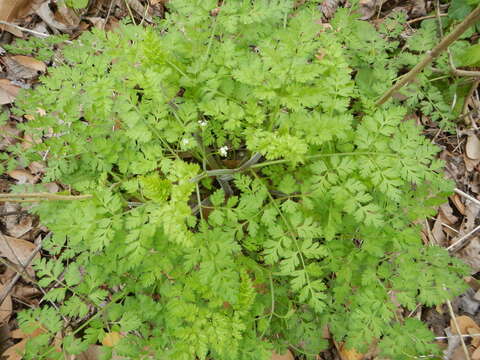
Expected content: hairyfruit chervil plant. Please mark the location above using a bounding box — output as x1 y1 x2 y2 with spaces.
2 1 470 359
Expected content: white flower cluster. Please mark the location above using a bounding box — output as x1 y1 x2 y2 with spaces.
219 146 229 157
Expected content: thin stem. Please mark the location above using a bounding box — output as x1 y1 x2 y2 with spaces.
0 192 92 201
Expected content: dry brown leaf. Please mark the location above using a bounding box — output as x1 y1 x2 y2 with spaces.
36 1 75 33
4 325 46 360
3 339 27 360
0 235 39 277
0 122 22 151
271 349 295 360
472 346 480 360
466 134 480 160
358 0 386 20
452 193 466 216
451 315 480 335
410 0 427 17
54 4 80 28
3 56 41 80
0 0 40 36
7 169 36 184
0 282 12 324
76 344 125 360
11 55 46 73
321 0 340 19
76 345 101 360
0 79 20 105
102 332 122 347
339 346 364 360
6 215 33 239
13 285 41 300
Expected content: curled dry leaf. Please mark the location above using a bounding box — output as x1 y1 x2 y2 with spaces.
466 134 480 160
0 79 20 105
0 282 12 324
36 1 76 33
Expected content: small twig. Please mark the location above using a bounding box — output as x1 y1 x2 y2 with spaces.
463 79 480 124
454 188 480 207
0 192 92 201
0 235 47 306
445 293 471 360
376 4 480 106
0 210 28 217
407 13 447 25
447 224 480 252
0 20 50 38
436 333 480 340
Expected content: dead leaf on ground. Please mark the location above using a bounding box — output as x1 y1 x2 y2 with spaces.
451 315 480 335
7 169 37 184
6 214 33 239
4 325 46 360
358 0 386 20
452 193 466 215
466 134 480 160
410 0 427 17
0 282 12 325
54 3 81 29
0 79 20 105
10 55 46 73
0 122 22 151
0 234 39 277
36 1 76 33
3 56 43 80
321 0 340 19
271 349 295 360
0 0 42 36
102 332 122 347
339 346 364 360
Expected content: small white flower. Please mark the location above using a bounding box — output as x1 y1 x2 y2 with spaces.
198 120 208 127
219 146 229 157
182 138 190 146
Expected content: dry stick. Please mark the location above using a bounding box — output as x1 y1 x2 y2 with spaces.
447 224 480 252
0 192 92 201
454 188 480 207
0 235 47 306
445 292 472 360
407 13 447 25
376 4 480 106
0 20 50 38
